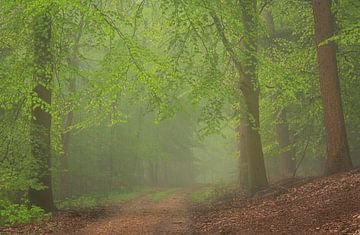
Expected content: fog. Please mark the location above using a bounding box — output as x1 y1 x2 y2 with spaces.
1 0 360 226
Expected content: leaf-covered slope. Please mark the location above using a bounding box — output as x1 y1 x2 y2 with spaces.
192 170 360 234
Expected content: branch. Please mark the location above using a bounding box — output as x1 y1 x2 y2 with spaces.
258 0 274 14
91 4 149 79
211 14 245 78
132 0 146 37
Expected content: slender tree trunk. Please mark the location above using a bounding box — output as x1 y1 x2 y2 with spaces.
276 109 296 177
312 0 352 174
60 79 75 200
164 161 168 186
239 0 268 193
154 161 159 186
29 9 55 212
60 17 84 199
263 10 296 178
149 161 155 186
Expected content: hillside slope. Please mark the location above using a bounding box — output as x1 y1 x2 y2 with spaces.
192 170 360 234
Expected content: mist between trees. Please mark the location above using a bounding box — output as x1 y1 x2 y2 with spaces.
0 0 359 220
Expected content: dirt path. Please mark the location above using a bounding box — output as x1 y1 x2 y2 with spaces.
3 172 360 234
73 189 192 235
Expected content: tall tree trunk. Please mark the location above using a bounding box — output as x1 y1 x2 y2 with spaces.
60 79 75 200
276 109 296 177
29 9 55 212
312 0 352 174
60 16 84 199
213 0 268 193
263 10 296 178
239 0 268 193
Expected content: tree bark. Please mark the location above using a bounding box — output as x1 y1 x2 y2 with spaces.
238 121 250 191
239 0 268 193
312 0 352 174
60 80 75 200
276 109 296 177
29 9 55 212
263 10 296 178
60 16 84 199
213 0 268 193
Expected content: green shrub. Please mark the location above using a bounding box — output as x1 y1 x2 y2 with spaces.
0 200 49 226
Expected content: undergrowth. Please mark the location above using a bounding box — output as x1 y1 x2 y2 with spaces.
191 182 236 203
0 200 50 226
148 188 179 201
57 188 151 209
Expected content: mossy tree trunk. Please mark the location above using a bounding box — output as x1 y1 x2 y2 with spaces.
29 9 55 212
238 0 269 193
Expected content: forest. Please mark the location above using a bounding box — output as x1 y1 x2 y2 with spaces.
1 0 360 234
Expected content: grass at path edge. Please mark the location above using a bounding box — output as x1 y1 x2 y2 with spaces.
147 188 180 201
57 188 152 209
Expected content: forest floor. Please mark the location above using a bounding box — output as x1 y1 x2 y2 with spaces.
192 169 360 234
0 188 193 234
2 169 360 234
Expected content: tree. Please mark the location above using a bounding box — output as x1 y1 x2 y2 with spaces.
29 8 55 212
276 109 296 177
312 0 353 174
238 121 249 191
60 14 85 200
238 0 268 192
263 10 296 178
213 0 268 192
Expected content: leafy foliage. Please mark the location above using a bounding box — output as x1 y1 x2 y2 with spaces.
1 0 360 227
0 200 49 226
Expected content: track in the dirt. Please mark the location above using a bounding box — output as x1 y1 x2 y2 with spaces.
75 189 192 235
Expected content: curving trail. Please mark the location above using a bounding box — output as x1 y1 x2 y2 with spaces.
74 190 192 235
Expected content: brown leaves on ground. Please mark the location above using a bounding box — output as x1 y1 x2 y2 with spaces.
191 169 360 234
2 171 360 234
0 190 192 234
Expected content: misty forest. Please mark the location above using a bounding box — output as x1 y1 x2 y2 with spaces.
1 0 360 234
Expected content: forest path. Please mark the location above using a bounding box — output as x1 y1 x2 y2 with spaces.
74 188 192 234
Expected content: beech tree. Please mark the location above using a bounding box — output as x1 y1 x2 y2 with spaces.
1 0 360 226
60 14 84 200
263 10 296 178
204 0 267 193
237 0 268 192
29 8 55 212
312 0 353 174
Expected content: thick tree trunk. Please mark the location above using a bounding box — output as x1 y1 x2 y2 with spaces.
241 87 268 192
239 0 268 193
276 109 296 177
213 0 268 193
29 10 55 212
312 0 352 174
